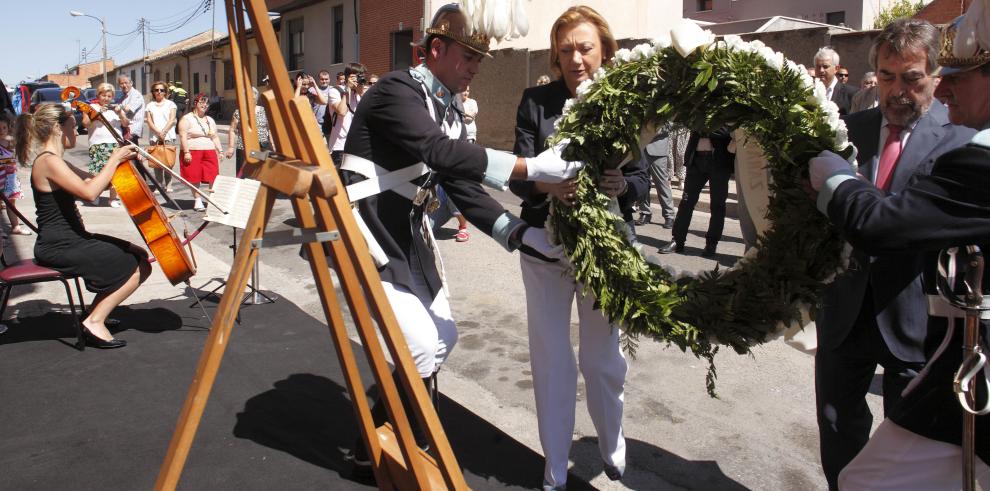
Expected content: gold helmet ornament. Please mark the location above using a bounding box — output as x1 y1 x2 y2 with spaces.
939 0 990 75
417 1 530 57
419 4 493 58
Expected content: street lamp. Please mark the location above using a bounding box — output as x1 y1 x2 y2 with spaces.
70 10 108 83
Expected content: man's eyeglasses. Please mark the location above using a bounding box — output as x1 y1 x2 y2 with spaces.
837 73 850 79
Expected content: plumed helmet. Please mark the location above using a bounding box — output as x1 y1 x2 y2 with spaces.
939 9 990 75
418 3 492 58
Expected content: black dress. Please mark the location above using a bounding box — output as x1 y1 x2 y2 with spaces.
32 160 142 294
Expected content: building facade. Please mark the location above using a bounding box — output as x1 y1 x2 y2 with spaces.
268 0 359 80
684 0 908 30
43 60 115 89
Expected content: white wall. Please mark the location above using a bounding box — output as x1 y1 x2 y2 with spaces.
684 0 907 30
427 0 684 51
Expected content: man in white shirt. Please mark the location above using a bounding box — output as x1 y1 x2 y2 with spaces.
815 47 857 115
327 62 368 168
117 74 145 145
312 70 335 139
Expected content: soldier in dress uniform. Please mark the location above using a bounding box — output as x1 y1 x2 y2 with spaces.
340 3 581 472
809 5 990 488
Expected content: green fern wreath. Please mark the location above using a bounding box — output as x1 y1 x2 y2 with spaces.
547 22 855 396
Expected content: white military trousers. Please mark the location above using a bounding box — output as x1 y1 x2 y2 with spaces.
381 280 457 378
520 253 627 487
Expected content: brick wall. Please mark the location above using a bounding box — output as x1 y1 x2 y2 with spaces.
915 0 971 25
360 0 424 76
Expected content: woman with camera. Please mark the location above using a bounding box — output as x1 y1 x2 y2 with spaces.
326 62 367 167
83 82 129 208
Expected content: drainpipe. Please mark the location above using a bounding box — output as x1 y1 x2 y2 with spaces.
354 0 360 62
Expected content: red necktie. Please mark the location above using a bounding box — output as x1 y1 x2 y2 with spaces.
875 124 903 191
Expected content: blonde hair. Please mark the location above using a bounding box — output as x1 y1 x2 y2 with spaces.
549 6 617 78
14 103 71 163
97 82 115 96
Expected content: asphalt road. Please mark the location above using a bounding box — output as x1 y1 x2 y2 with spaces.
6 130 883 490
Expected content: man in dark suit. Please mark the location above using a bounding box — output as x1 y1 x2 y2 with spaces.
813 19 977 490
658 127 734 257
809 11 990 486
815 47 858 115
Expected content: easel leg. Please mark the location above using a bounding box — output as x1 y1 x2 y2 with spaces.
154 187 276 491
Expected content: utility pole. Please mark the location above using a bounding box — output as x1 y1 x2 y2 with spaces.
140 18 148 92
101 17 108 83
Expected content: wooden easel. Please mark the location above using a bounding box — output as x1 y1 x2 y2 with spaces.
153 1 468 489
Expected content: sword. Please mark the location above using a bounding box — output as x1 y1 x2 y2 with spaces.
936 245 990 491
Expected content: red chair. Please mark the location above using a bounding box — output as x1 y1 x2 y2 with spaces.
0 195 88 350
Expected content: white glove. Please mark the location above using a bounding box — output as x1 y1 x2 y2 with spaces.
521 226 565 260
809 150 854 191
526 139 583 183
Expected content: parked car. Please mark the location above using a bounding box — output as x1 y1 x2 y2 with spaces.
12 81 58 114
29 87 68 114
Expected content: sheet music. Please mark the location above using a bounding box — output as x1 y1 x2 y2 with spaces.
204 176 261 229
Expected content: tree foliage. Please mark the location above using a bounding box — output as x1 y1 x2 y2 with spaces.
873 0 927 29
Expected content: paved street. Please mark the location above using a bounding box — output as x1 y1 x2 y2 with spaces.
0 130 884 490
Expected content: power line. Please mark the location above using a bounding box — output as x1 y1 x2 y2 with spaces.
148 0 210 34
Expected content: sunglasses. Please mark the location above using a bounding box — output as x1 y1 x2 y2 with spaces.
837 73 849 78
152 88 166 93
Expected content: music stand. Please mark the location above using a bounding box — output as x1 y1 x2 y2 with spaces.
196 176 276 312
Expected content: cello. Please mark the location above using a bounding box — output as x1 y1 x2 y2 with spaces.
62 87 196 285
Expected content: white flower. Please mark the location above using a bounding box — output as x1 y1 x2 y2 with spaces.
670 19 714 58
653 33 672 49
593 67 607 80
562 97 576 114
833 123 849 148
809 80 828 106
756 46 783 71
631 43 653 61
722 34 746 53
661 264 678 277
615 48 632 63
749 39 766 51
575 79 594 98
825 102 840 129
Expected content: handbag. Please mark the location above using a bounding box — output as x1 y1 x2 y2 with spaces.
146 142 176 169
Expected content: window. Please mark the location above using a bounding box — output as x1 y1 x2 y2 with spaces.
333 5 344 64
154 69 161 81
288 18 304 71
130 69 136 85
193 73 200 95
826 11 846 26
223 61 235 90
697 0 712 12
391 30 414 70
173 64 182 85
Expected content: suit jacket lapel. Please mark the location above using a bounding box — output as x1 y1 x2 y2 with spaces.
889 103 948 191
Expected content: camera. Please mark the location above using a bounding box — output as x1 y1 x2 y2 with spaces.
357 75 368 86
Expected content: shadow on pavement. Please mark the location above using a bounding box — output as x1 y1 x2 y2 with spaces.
575 436 747 490
0 295 592 490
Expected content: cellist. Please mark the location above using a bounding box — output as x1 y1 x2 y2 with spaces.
15 103 151 349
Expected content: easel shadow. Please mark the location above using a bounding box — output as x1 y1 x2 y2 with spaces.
233 372 582 489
